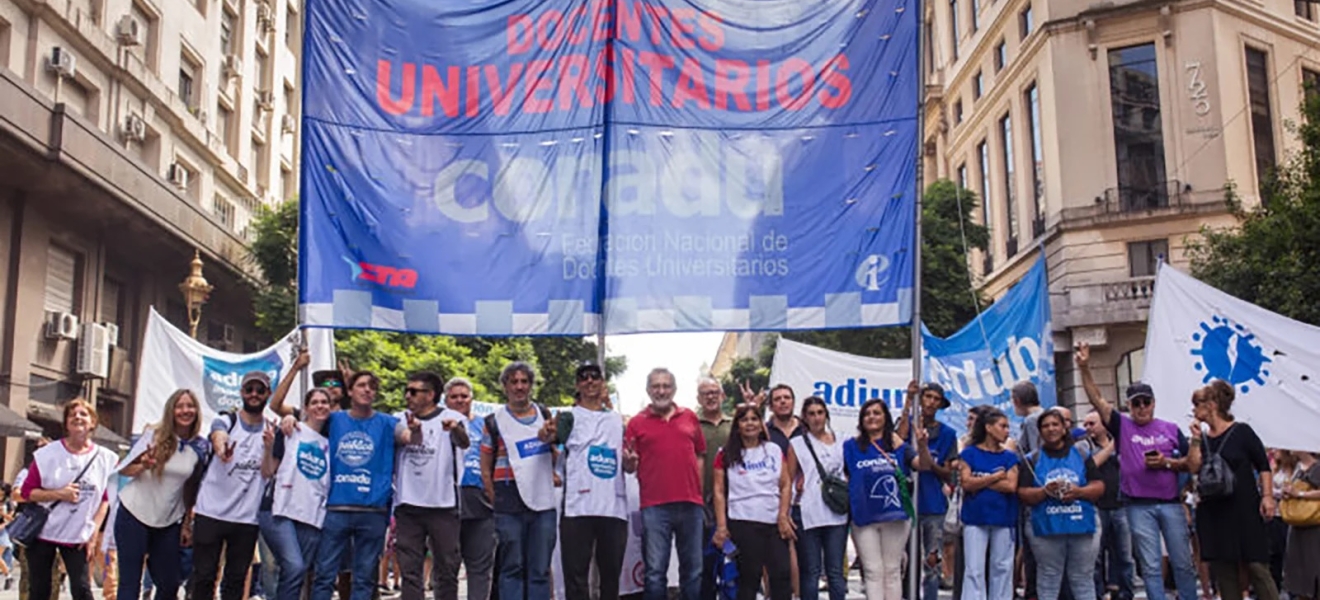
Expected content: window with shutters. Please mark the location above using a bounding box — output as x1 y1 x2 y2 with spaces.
1127 239 1168 277
100 278 123 326
44 245 78 315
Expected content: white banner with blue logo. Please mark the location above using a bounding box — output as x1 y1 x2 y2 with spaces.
769 338 910 422
922 256 1056 434
133 308 337 432
1146 263 1320 452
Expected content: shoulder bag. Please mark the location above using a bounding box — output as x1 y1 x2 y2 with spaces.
9 454 98 547
802 434 849 515
1281 471 1320 527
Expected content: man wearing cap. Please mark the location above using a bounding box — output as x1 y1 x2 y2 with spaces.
192 370 273 600
1076 344 1202 600
551 362 627 600
898 380 960 600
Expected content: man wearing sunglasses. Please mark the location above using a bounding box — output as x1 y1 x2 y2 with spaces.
551 362 628 600
1076 343 1202 600
193 371 273 600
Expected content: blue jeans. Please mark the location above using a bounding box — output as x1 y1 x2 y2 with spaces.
259 511 322 600
1026 523 1098 600
113 504 182 600
494 509 557 600
1126 503 1198 600
311 510 389 600
641 502 704 600
961 525 1014 600
795 522 848 600
1096 507 1135 600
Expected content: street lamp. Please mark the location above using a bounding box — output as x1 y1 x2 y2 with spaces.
179 250 213 339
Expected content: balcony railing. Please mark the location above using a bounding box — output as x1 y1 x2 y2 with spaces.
1058 275 1157 327
1103 276 1156 303
1105 180 1186 213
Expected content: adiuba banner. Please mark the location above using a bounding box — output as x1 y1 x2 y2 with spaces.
770 257 1055 435
298 0 920 335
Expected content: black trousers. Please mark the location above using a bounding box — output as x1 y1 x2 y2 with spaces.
560 515 628 600
27 540 93 600
190 514 260 600
728 520 790 600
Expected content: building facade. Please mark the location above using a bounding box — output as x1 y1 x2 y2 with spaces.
0 0 302 476
922 0 1319 410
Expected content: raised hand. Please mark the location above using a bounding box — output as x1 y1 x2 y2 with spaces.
739 380 765 406
292 349 310 372
539 415 558 443
1074 343 1091 368
135 444 158 469
219 441 236 463
263 421 276 449
279 414 299 437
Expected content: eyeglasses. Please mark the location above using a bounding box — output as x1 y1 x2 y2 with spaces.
404 387 432 396
1130 397 1154 408
577 371 603 382
243 384 268 395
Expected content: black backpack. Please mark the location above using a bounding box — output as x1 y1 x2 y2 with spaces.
1197 424 1237 499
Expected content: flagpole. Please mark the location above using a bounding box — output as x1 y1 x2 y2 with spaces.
909 0 927 597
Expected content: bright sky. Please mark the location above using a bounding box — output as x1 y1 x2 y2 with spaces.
605 332 725 416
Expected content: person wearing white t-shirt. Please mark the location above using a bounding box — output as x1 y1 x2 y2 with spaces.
114 389 207 600
19 399 118 600
394 371 469 600
191 371 274 600
551 362 628 600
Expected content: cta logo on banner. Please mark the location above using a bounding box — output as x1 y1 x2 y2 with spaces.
922 256 1056 434
770 338 911 422
298 0 920 335
201 354 283 413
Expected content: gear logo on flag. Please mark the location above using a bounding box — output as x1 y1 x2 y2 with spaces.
1190 315 1272 394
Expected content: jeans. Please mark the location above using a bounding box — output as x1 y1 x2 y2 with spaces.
259 511 322 600
311 510 389 600
795 522 848 600
494 509 557 600
191 514 261 600
853 519 910 600
1096 507 1135 600
961 525 1014 600
641 502 704 600
918 515 945 600
1126 503 1198 600
1027 524 1099 600
728 521 790 600
395 505 461 600
27 540 93 600
560 516 627 600
460 516 496 600
114 504 182 600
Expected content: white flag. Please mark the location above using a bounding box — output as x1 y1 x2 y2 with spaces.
1145 263 1320 452
770 338 912 422
133 308 337 432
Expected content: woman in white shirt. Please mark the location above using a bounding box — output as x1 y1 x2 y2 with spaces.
18 399 118 600
260 388 333 600
788 397 849 600
114 389 206 600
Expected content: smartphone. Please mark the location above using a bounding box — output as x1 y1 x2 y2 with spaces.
1145 450 1160 458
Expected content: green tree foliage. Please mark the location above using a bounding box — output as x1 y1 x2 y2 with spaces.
781 179 990 358
1188 92 1320 326
246 200 626 411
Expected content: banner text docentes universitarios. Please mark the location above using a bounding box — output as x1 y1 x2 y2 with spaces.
300 0 919 335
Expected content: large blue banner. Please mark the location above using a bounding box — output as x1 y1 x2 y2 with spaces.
922 256 1056 434
299 0 919 335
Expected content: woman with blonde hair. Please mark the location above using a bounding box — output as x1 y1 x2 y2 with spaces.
19 399 119 600
114 389 209 600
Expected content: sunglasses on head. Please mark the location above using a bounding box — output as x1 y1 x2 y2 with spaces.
243 384 268 394
577 371 603 382
404 387 432 396
319 380 343 389
1130 397 1153 408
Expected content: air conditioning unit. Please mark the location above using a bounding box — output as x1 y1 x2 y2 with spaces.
167 162 189 188
76 322 111 379
44 312 80 340
47 47 76 78
123 114 147 142
104 322 120 347
256 90 274 110
115 15 142 46
222 54 242 78
280 114 296 133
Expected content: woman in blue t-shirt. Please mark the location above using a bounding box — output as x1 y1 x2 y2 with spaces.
1017 408 1104 600
843 398 931 600
958 407 1019 600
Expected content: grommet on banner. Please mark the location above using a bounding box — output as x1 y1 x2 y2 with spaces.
845 198 858 204
627 129 640 135
593 132 603 139
856 9 869 17
801 135 815 142
658 130 674 137
884 130 897 136
895 6 906 13
501 142 519 148
880 34 892 40
571 137 584 143
846 132 860 139
540 140 557 147
865 165 877 172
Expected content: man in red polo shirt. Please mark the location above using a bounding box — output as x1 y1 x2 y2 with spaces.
622 367 706 600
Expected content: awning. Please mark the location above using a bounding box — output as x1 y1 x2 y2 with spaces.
0 402 44 439
92 426 131 452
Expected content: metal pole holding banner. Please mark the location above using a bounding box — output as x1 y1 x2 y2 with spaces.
909 0 927 596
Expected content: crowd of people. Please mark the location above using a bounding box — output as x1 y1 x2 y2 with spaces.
1 342 1318 600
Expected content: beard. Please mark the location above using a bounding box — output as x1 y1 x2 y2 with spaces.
242 400 266 415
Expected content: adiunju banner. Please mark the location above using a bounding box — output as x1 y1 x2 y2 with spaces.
770 338 911 421
299 0 919 335
922 256 1056 434
133 308 337 432
1145 264 1320 452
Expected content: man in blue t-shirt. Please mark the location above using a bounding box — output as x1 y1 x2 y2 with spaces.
898 381 959 600
310 371 420 600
